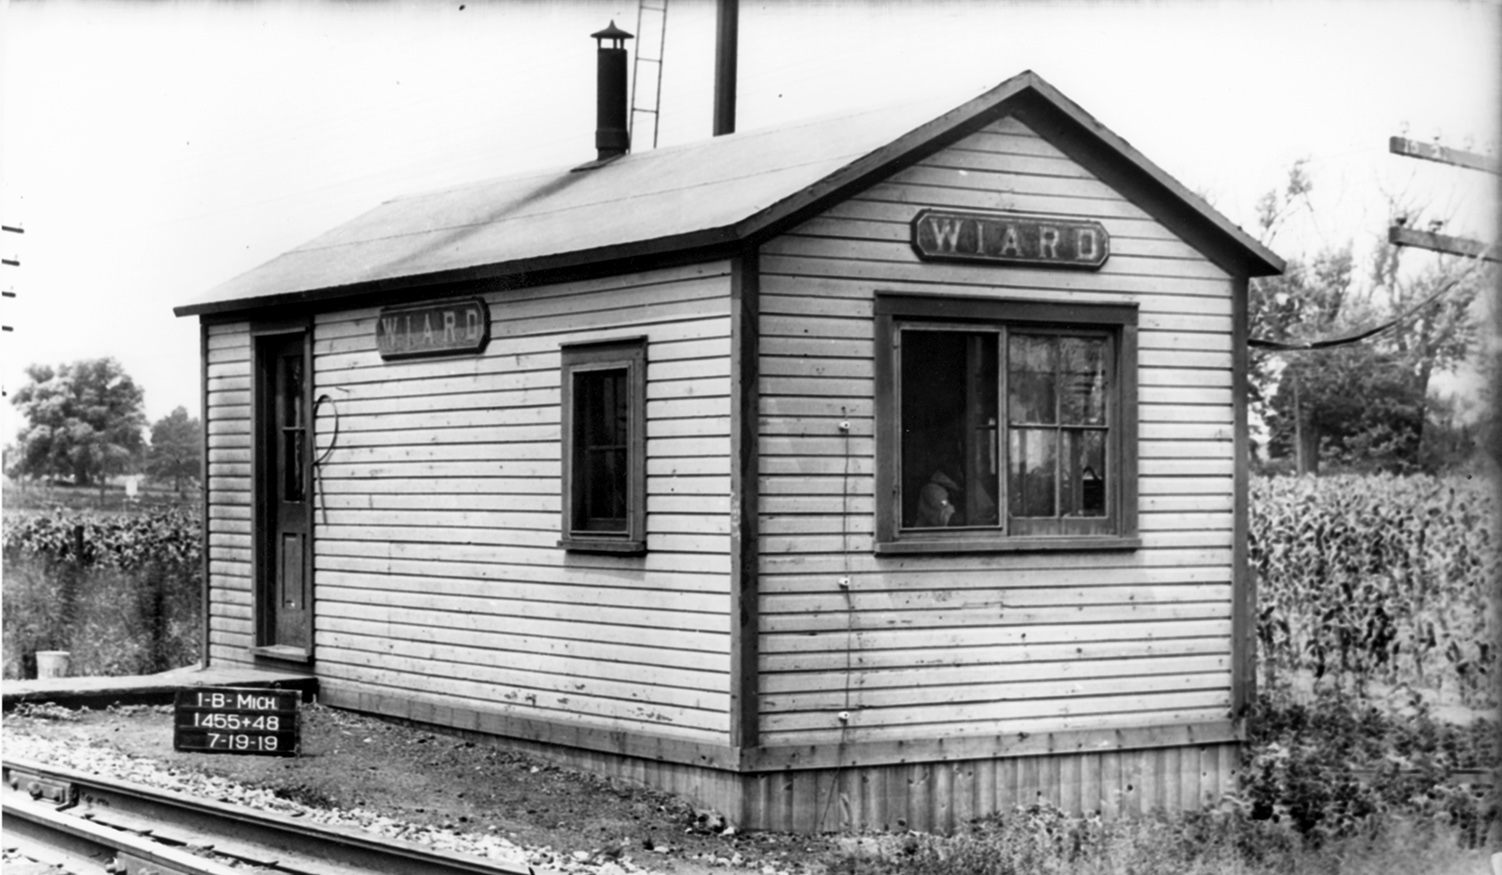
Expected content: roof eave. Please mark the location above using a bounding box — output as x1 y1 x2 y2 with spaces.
173 225 747 319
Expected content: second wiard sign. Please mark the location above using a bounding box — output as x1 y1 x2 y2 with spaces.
911 209 1110 269
376 297 490 360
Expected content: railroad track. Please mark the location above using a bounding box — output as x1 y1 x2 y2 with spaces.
3 757 547 875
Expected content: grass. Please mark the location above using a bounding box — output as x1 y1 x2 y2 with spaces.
2 554 201 679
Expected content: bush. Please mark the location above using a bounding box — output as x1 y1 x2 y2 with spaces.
836 799 1491 875
833 687 1497 874
1241 686 1497 850
2 507 202 679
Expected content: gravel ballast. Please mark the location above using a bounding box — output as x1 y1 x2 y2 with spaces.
2 702 834 875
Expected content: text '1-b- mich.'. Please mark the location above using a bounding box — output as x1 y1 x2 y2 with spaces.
173 687 301 756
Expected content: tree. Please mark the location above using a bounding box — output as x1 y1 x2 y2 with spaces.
147 406 202 495
1368 232 1490 465
9 358 147 485
1248 163 1491 474
1264 345 1426 473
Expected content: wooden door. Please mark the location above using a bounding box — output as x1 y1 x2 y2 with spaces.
257 331 312 654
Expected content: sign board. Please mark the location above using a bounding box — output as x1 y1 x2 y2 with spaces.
376 297 490 360
174 687 300 756
911 209 1109 269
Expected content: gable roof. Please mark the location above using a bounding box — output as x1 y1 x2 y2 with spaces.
176 70 1283 317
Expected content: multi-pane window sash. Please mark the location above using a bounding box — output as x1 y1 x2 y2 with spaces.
875 295 1140 554
559 338 647 554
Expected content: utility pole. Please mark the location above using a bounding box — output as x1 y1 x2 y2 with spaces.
1 221 19 398
1389 136 1501 176
1387 136 1499 262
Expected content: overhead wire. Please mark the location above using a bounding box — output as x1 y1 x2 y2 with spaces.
1248 248 1492 352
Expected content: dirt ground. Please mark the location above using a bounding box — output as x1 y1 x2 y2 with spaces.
2 702 846 875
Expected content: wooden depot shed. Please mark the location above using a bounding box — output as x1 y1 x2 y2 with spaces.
175 67 1283 833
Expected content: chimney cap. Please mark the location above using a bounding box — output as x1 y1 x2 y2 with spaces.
591 20 633 44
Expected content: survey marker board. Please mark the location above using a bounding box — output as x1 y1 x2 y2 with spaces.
174 686 300 756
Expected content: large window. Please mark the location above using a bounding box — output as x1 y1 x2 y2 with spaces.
559 338 647 554
875 295 1138 553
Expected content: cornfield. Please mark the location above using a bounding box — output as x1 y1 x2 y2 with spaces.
1251 473 1497 704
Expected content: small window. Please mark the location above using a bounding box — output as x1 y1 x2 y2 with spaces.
876 295 1138 553
559 338 647 553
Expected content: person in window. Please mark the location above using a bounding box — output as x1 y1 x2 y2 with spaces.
916 470 960 527
915 469 999 528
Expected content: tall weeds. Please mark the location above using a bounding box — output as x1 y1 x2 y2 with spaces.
2 507 201 678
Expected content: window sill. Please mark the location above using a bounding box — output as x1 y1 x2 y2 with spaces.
250 645 312 664
558 537 647 555
874 535 1141 555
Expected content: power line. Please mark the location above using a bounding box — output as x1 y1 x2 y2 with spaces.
1248 271 1473 353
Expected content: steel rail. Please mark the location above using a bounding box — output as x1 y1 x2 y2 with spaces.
3 757 545 875
5 791 243 875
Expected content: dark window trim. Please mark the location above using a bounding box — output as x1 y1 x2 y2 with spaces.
874 294 1139 554
559 337 648 554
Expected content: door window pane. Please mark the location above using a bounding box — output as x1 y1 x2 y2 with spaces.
279 352 305 502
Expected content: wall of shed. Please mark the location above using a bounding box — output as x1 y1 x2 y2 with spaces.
205 321 255 665
755 116 1238 751
203 261 738 747
312 261 736 745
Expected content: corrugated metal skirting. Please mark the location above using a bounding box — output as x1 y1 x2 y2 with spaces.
740 744 1241 834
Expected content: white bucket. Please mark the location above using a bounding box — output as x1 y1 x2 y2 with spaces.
35 650 71 679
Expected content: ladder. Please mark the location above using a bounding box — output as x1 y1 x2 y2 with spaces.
629 0 668 150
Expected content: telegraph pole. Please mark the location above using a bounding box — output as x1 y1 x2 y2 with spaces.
1387 136 1499 261
2 222 20 397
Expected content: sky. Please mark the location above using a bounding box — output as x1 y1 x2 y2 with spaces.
1 0 1498 434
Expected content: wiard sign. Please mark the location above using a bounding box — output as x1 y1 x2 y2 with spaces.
376 298 490 360
911 209 1109 269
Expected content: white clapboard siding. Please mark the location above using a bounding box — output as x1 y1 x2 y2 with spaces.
309 262 736 743
755 115 1240 746
205 322 255 668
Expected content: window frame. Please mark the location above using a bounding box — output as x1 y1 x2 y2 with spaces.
874 294 1140 554
558 337 648 554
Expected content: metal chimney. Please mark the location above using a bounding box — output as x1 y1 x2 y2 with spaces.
713 0 738 136
592 21 634 161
